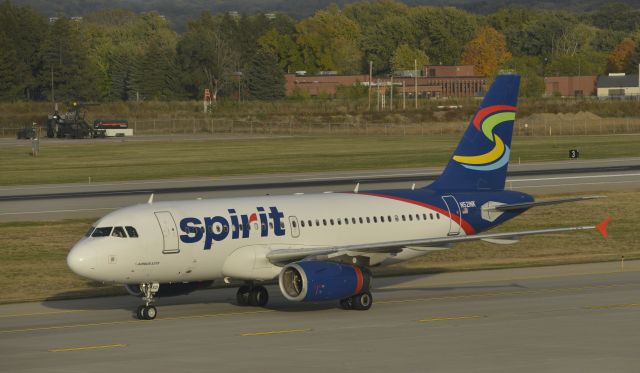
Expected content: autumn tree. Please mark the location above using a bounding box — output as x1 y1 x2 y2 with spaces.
391 44 428 72
606 38 636 73
461 27 512 77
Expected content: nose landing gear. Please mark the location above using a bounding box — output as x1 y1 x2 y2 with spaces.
136 283 159 320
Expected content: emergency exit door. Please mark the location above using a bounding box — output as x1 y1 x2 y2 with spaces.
155 211 180 253
441 195 461 236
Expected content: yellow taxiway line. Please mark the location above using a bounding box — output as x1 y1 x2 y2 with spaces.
419 315 483 323
241 328 311 337
49 344 127 353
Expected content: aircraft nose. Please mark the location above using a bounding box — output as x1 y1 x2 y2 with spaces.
67 243 96 279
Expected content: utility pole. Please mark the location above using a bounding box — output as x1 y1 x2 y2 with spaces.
377 79 380 111
390 75 394 111
50 67 54 103
368 61 373 110
403 81 406 110
414 59 418 109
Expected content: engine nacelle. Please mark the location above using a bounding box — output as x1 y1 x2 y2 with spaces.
278 261 370 302
124 281 213 297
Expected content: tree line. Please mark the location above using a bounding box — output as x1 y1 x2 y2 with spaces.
1 0 640 102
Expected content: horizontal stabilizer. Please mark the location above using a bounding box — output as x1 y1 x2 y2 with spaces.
493 196 605 211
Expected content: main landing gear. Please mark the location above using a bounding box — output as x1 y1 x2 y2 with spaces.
236 284 269 307
339 291 373 311
136 283 159 320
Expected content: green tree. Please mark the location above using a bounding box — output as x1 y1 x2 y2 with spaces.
504 56 544 97
259 29 304 73
296 5 363 74
0 31 26 100
246 48 284 100
40 17 101 101
391 44 428 72
546 52 607 76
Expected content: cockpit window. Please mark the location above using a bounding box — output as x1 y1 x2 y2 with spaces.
125 226 139 238
91 227 113 237
112 226 127 238
85 226 96 237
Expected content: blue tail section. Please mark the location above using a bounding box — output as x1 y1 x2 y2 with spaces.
427 74 520 191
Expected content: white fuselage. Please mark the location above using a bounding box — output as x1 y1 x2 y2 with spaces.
67 192 462 285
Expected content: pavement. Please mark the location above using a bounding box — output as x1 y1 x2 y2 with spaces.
1 157 639 221
0 260 638 373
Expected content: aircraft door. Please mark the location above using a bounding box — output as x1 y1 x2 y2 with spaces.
154 211 180 253
289 216 300 238
441 195 461 236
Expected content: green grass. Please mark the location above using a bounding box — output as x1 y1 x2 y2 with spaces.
2 134 639 186
0 189 637 303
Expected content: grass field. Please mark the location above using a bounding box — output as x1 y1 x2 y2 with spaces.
0 190 636 304
2 134 639 186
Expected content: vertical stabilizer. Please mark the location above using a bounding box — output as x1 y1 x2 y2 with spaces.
427 74 520 191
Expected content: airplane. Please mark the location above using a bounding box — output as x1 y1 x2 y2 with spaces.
67 74 610 320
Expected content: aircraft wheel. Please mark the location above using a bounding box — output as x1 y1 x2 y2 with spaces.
144 305 157 320
236 285 251 306
352 292 373 311
249 286 269 307
339 297 353 310
136 305 146 320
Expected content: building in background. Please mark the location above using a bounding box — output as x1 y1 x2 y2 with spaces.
285 74 368 96
544 76 597 97
596 73 640 98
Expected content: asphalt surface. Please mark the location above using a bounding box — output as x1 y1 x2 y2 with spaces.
1 158 639 222
1 260 638 373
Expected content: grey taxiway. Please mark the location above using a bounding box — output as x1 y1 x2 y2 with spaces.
0 261 638 372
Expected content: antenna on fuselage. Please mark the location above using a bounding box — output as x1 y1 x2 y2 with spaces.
354 182 360 193
147 193 154 204
411 183 416 190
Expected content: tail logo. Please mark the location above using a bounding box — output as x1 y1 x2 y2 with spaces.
453 105 516 171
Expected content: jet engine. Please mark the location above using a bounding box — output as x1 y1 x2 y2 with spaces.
278 261 370 302
125 281 213 297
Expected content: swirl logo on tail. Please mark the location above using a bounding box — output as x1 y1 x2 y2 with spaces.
453 105 516 171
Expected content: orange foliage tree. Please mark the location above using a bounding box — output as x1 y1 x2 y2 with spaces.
461 27 511 77
606 38 636 73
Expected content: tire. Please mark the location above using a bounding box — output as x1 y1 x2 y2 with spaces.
352 292 373 311
236 285 250 306
248 286 269 307
339 297 353 310
145 306 157 320
136 305 146 320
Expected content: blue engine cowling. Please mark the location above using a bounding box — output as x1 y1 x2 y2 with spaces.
278 261 370 302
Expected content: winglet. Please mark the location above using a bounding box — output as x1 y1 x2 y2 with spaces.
147 193 154 204
354 183 360 194
596 216 611 238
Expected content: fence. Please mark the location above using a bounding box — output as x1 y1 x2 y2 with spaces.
3 117 640 138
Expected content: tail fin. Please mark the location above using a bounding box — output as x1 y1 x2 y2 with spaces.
427 74 520 191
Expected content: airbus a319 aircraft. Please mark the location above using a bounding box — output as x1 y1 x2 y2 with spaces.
67 74 609 320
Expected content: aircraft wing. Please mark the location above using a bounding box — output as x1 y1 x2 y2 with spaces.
266 218 610 265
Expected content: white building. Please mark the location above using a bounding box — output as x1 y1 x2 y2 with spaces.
597 73 640 98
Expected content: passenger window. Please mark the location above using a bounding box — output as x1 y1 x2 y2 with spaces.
112 226 127 238
366 217 371 223
323 219 327 226
269 222 273 229
92 227 113 237
430 213 434 220
344 218 349 225
223 225 229 232
436 213 440 219
415 214 420 220
409 215 413 221
423 214 427 220
301 220 305 227
359 217 363 224
280 222 285 229
380 216 384 222
239 224 244 231
387 216 392 222
330 219 334 225
308 220 313 227
337 218 342 225
316 219 320 226
292 220 297 228
125 226 138 237
402 215 406 221
352 218 356 224
395 215 399 222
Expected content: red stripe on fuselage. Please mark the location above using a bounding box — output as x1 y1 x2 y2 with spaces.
472 105 517 130
353 265 364 295
361 193 476 235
